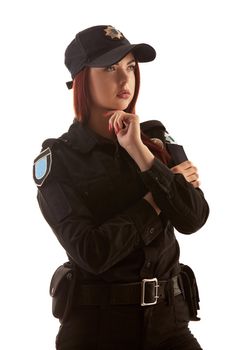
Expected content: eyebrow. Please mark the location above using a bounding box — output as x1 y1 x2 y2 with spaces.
114 59 136 66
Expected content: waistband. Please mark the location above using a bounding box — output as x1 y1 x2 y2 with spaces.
75 275 182 307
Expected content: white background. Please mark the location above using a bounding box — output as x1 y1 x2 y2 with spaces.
0 0 232 349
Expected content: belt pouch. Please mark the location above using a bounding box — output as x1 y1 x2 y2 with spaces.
180 264 200 321
49 261 75 319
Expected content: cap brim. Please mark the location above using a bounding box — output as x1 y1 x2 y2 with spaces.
87 43 156 68
66 43 156 89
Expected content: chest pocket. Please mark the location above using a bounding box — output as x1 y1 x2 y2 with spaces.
77 176 115 223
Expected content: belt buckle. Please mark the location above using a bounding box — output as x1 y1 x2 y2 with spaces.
141 277 159 306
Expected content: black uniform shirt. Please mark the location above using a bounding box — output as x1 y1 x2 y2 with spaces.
33 120 209 283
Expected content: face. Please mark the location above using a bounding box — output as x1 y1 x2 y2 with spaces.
88 52 136 113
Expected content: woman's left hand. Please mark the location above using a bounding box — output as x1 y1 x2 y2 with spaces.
105 110 142 150
170 160 200 188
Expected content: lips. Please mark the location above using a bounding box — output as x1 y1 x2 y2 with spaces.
117 90 131 99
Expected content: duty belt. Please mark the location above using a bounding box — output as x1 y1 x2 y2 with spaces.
75 275 181 307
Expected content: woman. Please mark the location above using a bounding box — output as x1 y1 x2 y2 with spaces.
33 25 209 350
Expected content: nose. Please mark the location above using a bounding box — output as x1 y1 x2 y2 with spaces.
117 67 129 84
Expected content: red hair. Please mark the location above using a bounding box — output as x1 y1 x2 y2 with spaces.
73 68 90 124
73 62 170 164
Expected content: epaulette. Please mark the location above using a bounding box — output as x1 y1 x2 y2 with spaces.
42 137 61 149
33 138 61 187
140 120 166 141
140 120 165 132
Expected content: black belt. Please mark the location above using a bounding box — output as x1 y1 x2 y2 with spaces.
75 276 181 307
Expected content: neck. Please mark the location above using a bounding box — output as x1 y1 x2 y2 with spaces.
88 108 115 140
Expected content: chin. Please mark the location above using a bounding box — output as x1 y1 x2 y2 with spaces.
113 101 131 111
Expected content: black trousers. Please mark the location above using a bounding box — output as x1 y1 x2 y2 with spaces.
55 294 202 350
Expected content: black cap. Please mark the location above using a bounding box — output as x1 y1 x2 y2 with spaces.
65 25 156 89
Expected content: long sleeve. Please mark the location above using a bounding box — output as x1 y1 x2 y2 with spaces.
139 158 209 234
36 152 164 275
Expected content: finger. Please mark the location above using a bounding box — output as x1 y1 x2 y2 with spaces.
171 161 192 173
183 167 199 178
191 180 201 188
104 110 119 117
183 160 193 168
172 164 198 177
113 112 123 133
186 173 199 183
113 112 133 133
108 112 119 132
177 160 193 169
115 112 125 130
171 165 188 174
107 110 121 129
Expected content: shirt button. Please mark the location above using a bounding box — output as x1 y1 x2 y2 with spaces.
146 261 151 268
149 227 155 234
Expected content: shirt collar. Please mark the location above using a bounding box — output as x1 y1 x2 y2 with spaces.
63 120 117 153
62 120 163 154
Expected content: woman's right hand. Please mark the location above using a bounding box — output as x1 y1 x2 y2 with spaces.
144 192 161 215
105 110 155 172
106 110 142 150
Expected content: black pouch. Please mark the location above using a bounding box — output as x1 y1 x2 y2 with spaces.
179 264 200 321
49 261 75 319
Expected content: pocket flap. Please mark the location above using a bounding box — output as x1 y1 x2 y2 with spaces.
49 263 73 297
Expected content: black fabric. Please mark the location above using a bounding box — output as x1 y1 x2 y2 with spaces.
55 294 202 350
140 159 209 234
34 120 209 283
40 182 72 223
179 264 200 320
166 143 188 166
49 262 75 319
33 119 209 349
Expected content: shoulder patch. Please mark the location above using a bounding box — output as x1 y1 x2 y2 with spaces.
33 147 52 187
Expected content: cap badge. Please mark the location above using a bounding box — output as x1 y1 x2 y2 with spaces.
104 26 124 40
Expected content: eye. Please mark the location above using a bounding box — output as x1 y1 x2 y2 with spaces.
105 65 115 72
128 64 136 71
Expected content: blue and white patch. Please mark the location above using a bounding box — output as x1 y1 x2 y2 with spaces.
33 147 52 187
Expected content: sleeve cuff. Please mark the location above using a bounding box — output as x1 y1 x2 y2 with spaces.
139 159 175 194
